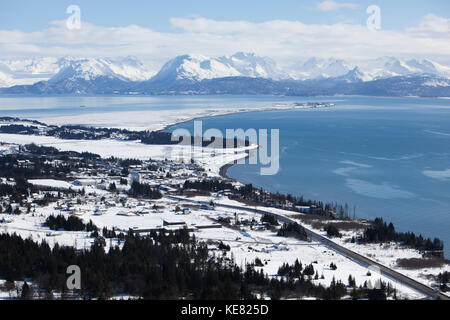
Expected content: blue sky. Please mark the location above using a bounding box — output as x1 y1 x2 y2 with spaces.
1 0 448 32
0 0 449 68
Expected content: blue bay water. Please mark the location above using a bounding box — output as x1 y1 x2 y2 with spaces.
0 94 449 257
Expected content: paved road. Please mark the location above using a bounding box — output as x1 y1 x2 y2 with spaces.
166 195 449 300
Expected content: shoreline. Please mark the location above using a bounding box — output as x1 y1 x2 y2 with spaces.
218 162 236 181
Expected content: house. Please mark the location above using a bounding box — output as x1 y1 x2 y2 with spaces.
163 218 187 227
117 210 138 216
93 207 106 216
94 236 106 247
295 206 311 213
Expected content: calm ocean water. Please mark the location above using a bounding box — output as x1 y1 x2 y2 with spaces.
1 95 449 257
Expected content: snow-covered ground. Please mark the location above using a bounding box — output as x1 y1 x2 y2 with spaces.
0 193 426 300
35 102 330 132
28 179 81 190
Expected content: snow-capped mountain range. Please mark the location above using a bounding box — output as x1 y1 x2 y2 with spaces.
0 56 154 88
0 53 449 96
50 56 155 83
146 53 449 83
287 56 450 81
1 53 449 89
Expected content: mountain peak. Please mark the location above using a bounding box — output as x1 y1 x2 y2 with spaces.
337 67 366 83
150 54 240 82
290 57 352 80
48 57 153 83
150 52 287 82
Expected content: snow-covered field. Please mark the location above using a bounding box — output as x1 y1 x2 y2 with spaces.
35 102 330 132
28 179 81 190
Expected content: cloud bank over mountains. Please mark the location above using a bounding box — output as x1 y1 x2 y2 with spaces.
0 13 449 74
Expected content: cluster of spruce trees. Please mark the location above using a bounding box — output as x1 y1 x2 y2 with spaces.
324 224 342 238
277 223 308 241
44 214 97 232
261 214 279 226
277 260 396 300
183 179 235 193
276 260 347 299
0 177 30 205
358 218 444 257
278 260 316 278
0 124 38 135
128 181 162 199
438 271 449 284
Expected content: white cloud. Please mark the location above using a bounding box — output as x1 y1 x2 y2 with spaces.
407 14 450 38
317 0 357 12
0 14 449 70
